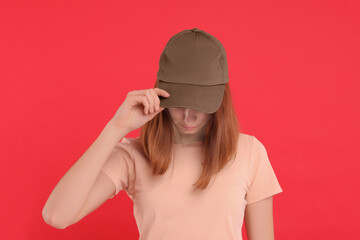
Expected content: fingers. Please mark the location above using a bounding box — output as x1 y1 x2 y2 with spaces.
141 95 150 115
144 90 155 114
154 87 170 98
152 88 170 112
130 94 150 115
149 89 160 112
143 88 170 114
131 88 170 99
129 87 170 115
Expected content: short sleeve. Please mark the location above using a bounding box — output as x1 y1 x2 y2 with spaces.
101 138 136 199
245 136 283 204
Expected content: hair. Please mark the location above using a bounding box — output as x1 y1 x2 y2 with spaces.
139 79 242 192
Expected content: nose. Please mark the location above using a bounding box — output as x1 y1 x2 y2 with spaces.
184 108 196 124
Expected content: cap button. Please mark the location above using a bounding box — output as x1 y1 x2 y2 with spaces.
191 28 200 32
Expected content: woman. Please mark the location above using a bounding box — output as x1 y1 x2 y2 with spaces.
42 28 283 240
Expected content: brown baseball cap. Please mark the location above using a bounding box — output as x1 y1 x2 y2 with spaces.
157 28 229 114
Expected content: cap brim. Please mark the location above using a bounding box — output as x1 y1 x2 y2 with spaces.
158 80 225 114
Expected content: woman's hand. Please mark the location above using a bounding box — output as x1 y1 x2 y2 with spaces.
111 87 170 133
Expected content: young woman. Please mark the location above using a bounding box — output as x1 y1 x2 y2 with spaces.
42 28 283 240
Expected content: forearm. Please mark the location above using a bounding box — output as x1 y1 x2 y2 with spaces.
42 120 128 228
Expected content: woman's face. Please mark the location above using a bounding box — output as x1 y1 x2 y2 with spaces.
167 107 211 135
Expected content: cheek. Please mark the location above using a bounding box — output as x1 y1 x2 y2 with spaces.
200 116 210 125
203 115 211 121
168 110 181 120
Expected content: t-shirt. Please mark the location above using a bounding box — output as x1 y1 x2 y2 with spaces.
101 132 283 240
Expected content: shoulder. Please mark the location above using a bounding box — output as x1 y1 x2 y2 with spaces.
110 137 138 158
116 136 143 156
119 136 138 145
238 132 266 150
236 132 270 163
117 136 140 147
237 132 255 150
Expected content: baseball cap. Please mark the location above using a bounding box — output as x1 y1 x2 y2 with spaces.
157 28 229 114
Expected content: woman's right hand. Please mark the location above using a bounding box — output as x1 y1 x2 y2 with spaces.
111 87 170 133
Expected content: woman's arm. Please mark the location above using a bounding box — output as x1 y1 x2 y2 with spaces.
42 120 128 229
244 196 275 240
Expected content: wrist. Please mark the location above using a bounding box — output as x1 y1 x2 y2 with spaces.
106 119 129 138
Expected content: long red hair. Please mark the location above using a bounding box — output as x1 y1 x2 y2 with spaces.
140 79 242 192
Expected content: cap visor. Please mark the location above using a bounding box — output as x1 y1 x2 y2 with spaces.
158 80 225 114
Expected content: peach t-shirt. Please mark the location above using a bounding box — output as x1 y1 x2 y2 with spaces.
101 132 283 240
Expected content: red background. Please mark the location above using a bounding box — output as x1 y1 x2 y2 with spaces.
1 0 359 239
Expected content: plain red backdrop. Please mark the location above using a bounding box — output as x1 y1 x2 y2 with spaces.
1 0 359 239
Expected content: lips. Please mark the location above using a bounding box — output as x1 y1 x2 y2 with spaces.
181 124 197 129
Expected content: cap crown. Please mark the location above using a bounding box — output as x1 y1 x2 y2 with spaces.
157 28 229 86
